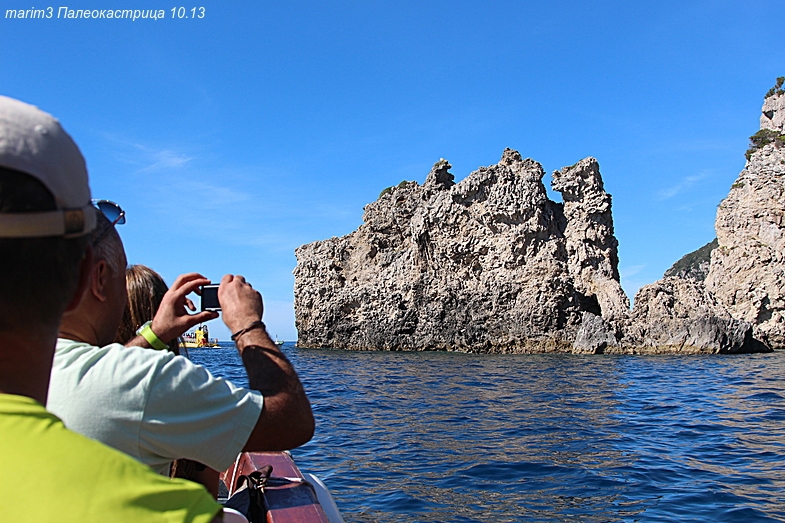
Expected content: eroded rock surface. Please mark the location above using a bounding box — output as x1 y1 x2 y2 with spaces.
294 149 626 352
624 277 763 354
553 158 630 320
704 92 785 348
634 89 784 352
294 88 782 354
761 89 785 132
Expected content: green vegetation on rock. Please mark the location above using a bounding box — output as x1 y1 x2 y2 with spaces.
664 238 718 281
378 180 416 199
765 76 785 99
745 129 785 160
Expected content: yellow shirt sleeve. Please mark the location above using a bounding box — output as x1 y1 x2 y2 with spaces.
0 394 222 523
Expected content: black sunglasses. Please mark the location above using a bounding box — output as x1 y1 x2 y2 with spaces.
91 199 126 245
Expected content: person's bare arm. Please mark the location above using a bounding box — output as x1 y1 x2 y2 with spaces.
126 273 219 348
172 460 220 499
197 468 221 500
219 274 314 450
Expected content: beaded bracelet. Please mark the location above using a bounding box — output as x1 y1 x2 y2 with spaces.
230 320 265 341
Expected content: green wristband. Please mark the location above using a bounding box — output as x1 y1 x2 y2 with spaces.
136 321 168 351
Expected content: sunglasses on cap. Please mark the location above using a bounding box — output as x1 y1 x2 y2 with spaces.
91 199 126 245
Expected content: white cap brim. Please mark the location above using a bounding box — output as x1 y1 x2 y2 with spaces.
0 204 96 238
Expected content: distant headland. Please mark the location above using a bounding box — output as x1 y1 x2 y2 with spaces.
294 80 785 354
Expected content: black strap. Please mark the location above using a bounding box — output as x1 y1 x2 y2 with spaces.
224 465 273 523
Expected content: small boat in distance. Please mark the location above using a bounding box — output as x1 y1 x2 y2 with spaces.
183 324 219 348
274 335 284 346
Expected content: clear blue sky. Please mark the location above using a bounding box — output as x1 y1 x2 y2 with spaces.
2 1 783 341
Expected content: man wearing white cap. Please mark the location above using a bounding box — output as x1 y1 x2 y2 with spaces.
0 95 223 522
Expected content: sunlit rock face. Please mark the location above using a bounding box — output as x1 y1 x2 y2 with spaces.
621 277 765 354
628 89 783 353
293 87 782 354
704 92 785 349
552 157 630 321
760 90 785 132
294 149 628 352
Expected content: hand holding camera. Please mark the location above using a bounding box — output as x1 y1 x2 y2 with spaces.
150 273 220 343
212 274 264 335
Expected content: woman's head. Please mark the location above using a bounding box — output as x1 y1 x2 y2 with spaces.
115 264 180 354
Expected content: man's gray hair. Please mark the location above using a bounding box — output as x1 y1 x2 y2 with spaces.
91 212 125 275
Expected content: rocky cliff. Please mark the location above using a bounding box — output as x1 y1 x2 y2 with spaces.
294 149 627 352
704 90 785 348
622 86 785 352
618 277 765 354
294 86 783 354
295 149 760 354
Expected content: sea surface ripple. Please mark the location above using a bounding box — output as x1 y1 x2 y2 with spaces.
190 345 785 522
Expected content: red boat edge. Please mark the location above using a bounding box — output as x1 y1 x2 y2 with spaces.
220 451 344 523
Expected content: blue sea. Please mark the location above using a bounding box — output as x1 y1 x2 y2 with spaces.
189 344 785 522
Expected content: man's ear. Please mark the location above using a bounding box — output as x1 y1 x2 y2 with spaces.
91 258 111 302
65 247 94 312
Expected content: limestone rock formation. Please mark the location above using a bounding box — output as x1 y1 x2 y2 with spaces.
294 83 783 354
553 158 630 320
639 85 784 352
573 312 620 354
761 84 785 131
294 149 627 352
704 91 785 348
623 277 763 354
572 275 764 354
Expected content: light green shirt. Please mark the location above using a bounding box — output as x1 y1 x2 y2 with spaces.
48 338 264 474
0 394 221 522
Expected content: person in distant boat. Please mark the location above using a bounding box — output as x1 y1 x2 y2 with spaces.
202 324 210 346
0 95 221 522
115 264 220 497
49 209 314 478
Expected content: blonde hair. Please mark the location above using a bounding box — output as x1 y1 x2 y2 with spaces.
114 264 181 354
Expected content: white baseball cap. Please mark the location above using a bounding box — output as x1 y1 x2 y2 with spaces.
0 95 96 238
